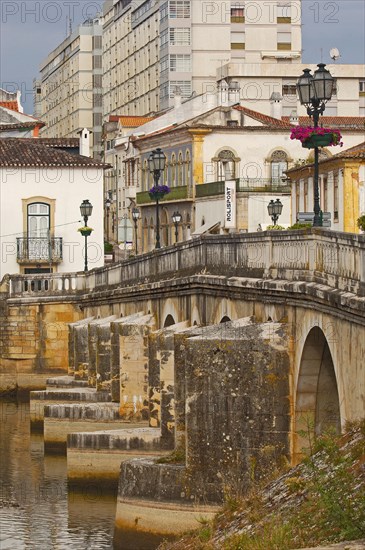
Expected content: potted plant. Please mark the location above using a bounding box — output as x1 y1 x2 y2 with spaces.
290 126 343 149
356 214 365 232
78 226 93 237
148 184 170 201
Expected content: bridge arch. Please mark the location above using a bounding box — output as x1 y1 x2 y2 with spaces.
294 326 340 461
161 300 180 329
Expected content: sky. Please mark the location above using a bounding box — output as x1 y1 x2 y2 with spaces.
0 0 364 114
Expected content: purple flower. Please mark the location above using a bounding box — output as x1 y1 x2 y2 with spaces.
149 185 171 195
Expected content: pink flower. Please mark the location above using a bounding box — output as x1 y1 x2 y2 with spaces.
290 126 343 147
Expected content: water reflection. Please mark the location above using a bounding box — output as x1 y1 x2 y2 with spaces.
0 401 117 549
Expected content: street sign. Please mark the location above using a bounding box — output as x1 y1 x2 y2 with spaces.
297 212 314 222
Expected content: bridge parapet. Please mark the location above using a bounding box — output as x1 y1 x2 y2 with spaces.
6 230 365 299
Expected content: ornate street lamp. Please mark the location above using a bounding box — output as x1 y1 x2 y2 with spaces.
105 197 112 242
148 148 167 249
267 199 283 225
172 211 182 243
297 64 335 226
79 199 93 272
132 207 140 255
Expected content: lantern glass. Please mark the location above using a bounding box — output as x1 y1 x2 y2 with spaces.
80 199 93 218
132 207 140 221
273 199 283 216
172 211 182 224
312 63 335 102
148 148 166 174
296 68 313 106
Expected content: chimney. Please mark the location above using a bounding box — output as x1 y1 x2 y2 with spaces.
228 80 240 104
289 110 299 125
270 92 282 119
79 128 91 157
218 79 229 106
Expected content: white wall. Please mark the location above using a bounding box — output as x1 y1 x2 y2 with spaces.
0 166 104 279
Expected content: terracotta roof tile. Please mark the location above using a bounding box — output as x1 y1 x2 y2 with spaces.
0 139 109 168
234 105 290 128
0 101 19 112
27 137 79 148
282 116 365 129
287 141 365 175
108 115 156 126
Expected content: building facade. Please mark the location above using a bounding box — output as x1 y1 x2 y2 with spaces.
37 17 103 157
288 142 365 233
0 139 106 278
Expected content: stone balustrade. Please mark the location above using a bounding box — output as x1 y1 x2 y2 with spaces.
7 229 365 299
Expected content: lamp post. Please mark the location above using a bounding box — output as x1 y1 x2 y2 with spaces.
297 63 335 226
172 211 182 243
267 199 283 225
105 197 112 241
132 207 140 255
79 199 93 272
148 148 166 249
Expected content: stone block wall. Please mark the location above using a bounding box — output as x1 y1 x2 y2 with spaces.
180 320 290 501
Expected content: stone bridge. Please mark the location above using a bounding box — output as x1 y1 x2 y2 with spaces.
1 229 364 520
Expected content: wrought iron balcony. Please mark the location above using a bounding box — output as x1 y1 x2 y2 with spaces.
16 237 63 264
195 179 291 198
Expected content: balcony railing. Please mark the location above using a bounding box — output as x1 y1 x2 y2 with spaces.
136 185 190 205
196 179 291 198
16 238 63 263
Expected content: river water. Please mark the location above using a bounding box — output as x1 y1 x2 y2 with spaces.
0 400 166 550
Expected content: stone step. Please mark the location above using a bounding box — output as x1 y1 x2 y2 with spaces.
44 403 148 453
67 427 164 487
46 375 89 389
30 387 112 429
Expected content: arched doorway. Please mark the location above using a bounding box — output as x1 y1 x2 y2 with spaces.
163 314 176 328
295 326 340 461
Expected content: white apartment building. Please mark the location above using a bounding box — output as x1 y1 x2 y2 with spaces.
37 17 103 157
102 0 304 116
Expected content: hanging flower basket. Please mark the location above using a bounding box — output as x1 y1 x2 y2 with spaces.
290 126 343 149
149 185 170 201
78 226 93 237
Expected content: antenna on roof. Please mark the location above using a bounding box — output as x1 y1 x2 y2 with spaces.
330 47 341 62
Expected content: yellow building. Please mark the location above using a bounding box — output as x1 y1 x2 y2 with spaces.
288 142 365 233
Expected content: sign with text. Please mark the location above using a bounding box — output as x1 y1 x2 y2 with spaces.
224 180 236 228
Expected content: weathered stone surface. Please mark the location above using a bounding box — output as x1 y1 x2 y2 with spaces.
181 319 290 501
148 321 189 449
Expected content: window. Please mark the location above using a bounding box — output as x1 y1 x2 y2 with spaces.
170 54 191 72
277 31 291 50
277 3 291 23
178 152 183 185
333 173 339 220
360 80 365 96
169 0 191 18
322 176 328 212
27 203 50 260
160 1 168 20
169 80 192 97
231 6 245 23
216 149 236 181
282 84 297 96
160 29 169 47
270 150 288 183
160 55 169 73
171 153 176 186
185 150 191 186
231 32 245 50
304 181 308 211
170 27 191 45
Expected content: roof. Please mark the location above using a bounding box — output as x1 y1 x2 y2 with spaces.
234 105 290 128
287 141 365 175
282 116 365 130
0 101 19 112
0 139 109 168
109 115 156 127
0 106 45 128
25 137 79 148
